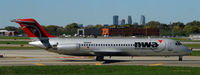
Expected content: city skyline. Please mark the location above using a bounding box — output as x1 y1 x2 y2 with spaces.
119 19 126 25
1 0 200 28
126 16 132 25
113 15 119 25
140 15 146 25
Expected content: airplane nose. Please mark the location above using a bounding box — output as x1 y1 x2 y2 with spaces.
185 47 192 55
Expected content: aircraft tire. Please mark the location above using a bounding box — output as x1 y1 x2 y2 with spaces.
96 56 104 61
179 56 182 61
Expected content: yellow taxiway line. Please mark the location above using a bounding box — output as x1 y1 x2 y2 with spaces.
149 63 163 66
34 63 45 66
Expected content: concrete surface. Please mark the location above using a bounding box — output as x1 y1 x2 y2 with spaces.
0 50 200 67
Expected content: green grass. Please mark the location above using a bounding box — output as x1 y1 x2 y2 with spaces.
0 46 39 50
190 51 200 56
0 41 29 44
0 36 29 39
0 65 199 75
170 38 200 42
183 44 200 48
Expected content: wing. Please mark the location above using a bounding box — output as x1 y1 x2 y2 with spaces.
92 49 128 56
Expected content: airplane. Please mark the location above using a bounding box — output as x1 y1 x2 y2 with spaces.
11 18 192 61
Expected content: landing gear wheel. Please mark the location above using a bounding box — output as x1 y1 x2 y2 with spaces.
96 56 104 61
179 56 182 61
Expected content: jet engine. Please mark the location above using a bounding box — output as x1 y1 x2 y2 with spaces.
56 43 80 51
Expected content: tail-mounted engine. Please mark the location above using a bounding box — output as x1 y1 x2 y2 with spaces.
55 43 80 52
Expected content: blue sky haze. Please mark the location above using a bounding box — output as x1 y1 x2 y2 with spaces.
0 0 200 28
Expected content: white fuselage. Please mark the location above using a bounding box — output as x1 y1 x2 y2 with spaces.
30 38 192 56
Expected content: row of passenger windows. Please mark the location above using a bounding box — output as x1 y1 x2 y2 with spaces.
80 44 135 47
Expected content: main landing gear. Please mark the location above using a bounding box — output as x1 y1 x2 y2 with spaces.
96 56 104 61
179 56 183 61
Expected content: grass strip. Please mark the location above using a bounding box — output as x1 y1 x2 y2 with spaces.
0 65 199 75
183 44 200 48
0 41 29 44
170 38 200 42
0 46 39 50
0 36 29 39
190 51 200 56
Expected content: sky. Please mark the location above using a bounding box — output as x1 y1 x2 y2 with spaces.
0 0 200 28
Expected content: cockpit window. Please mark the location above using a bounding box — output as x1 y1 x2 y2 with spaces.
175 41 182 46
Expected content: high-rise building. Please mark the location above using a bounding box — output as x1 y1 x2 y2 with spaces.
140 15 145 25
78 24 83 28
119 19 126 25
113 15 119 25
126 16 132 24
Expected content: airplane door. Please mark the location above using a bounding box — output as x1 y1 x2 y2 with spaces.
167 41 173 52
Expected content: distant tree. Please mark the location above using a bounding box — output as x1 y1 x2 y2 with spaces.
120 24 132 28
65 23 79 30
145 21 161 28
95 24 103 28
159 23 169 29
171 22 185 28
65 23 80 35
109 25 118 28
4 26 18 31
186 26 200 34
45 25 58 35
160 29 172 36
186 20 200 26
173 25 181 31
56 27 66 35
16 27 24 34
184 20 200 35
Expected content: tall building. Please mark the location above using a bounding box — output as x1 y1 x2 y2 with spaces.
113 15 119 25
78 24 83 28
119 19 125 25
126 16 132 24
140 15 145 25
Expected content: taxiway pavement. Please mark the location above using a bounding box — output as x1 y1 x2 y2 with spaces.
0 49 200 67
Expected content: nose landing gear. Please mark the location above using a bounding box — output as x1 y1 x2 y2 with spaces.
179 56 182 61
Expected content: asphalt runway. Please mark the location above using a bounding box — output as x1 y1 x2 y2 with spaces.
0 50 200 67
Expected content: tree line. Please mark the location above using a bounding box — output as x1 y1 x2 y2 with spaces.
1 20 200 36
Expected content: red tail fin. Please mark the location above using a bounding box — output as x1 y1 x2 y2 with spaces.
11 19 55 38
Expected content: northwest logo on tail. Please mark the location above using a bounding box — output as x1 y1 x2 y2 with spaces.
11 19 54 38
